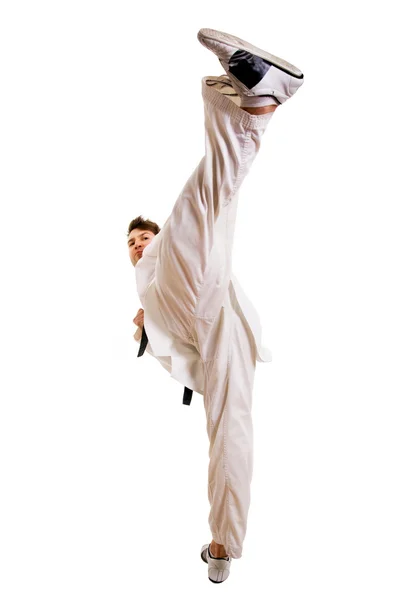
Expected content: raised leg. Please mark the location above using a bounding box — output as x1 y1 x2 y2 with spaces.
155 78 273 341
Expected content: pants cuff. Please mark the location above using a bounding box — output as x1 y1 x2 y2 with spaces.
201 76 273 131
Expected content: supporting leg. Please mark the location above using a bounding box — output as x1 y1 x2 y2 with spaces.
197 284 257 560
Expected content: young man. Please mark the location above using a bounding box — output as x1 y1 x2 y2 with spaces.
127 28 304 583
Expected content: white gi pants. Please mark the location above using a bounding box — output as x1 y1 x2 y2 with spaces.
155 78 272 559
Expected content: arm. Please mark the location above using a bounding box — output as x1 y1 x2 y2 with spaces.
133 308 144 343
132 310 155 358
133 326 143 342
133 308 171 370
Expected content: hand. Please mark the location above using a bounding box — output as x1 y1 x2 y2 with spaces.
133 308 144 328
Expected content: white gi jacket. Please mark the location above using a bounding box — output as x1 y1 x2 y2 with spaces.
135 233 272 396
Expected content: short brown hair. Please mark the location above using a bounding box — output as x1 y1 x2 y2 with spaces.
127 215 161 237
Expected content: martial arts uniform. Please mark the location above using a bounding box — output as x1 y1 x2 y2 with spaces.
134 77 273 559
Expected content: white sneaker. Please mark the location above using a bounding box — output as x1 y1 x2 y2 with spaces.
200 543 232 583
198 28 304 105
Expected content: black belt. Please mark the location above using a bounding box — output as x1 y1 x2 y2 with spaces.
137 326 193 406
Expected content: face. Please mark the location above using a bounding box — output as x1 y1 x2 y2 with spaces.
127 228 156 266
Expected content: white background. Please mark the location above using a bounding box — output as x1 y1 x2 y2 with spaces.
1 1 399 598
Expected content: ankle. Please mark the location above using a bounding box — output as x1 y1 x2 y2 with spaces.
210 540 228 557
241 104 277 115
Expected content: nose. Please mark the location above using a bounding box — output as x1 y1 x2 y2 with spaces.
134 245 144 258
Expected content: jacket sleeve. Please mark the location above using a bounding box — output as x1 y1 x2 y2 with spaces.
133 327 153 354
133 327 172 372
133 327 156 359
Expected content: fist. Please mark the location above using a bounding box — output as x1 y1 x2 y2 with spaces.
133 308 144 328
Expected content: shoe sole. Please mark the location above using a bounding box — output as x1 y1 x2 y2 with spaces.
198 28 303 79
